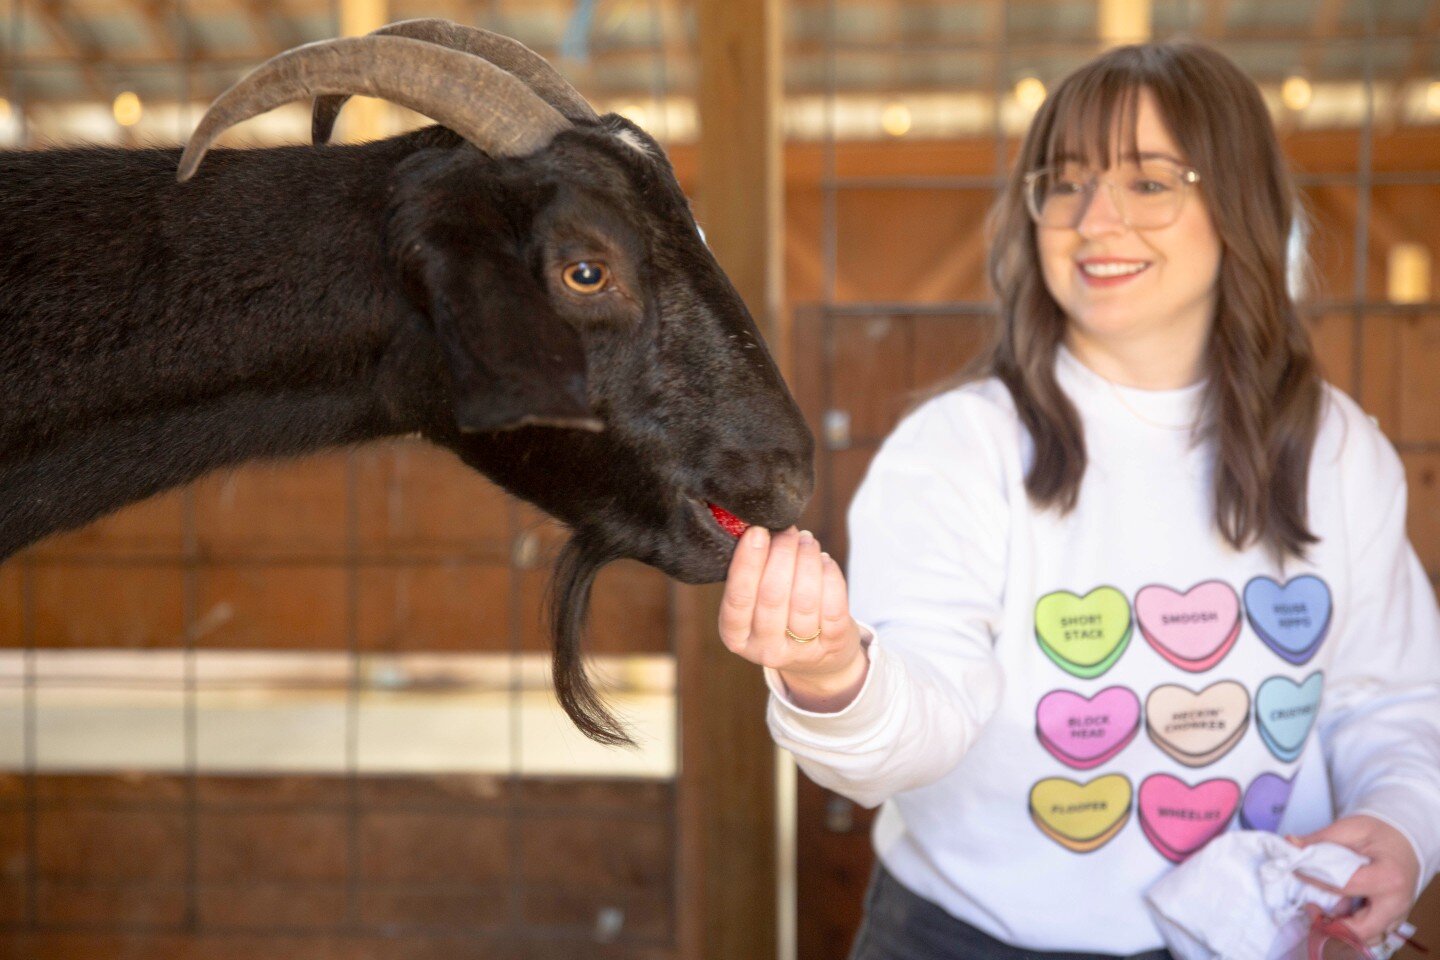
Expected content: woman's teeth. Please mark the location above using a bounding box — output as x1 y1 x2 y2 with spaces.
1081 261 1149 278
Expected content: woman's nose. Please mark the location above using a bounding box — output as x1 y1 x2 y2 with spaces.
1076 181 1127 237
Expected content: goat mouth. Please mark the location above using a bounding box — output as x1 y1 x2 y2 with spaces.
705 502 751 539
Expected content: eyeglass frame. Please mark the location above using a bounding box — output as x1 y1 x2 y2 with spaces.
1020 157 1202 231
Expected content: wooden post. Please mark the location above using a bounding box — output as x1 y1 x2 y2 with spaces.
680 0 786 958
338 0 388 141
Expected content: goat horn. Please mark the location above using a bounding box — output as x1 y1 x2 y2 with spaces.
312 18 597 145
178 35 570 182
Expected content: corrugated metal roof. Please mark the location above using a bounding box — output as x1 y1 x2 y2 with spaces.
1 0 1435 138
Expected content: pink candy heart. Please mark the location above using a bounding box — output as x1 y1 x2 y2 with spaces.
1135 581 1242 672
1036 687 1141 770
1138 773 1240 863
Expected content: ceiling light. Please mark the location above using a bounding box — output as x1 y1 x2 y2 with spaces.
1015 77 1047 112
1281 76 1312 112
1388 243 1431 304
880 102 911 137
113 91 142 127
1427 80 1440 116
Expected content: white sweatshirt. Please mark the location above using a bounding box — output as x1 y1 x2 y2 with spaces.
766 346 1440 955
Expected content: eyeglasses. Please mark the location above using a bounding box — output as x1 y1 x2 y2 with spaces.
1022 158 1201 231
1305 903 1428 960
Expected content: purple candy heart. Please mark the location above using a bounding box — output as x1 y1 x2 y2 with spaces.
1240 772 1295 832
1244 575 1332 665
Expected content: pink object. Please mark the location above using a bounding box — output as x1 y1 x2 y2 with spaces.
1135 581 1242 672
1138 773 1240 863
1036 686 1141 770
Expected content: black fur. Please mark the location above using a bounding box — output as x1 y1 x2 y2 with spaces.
0 117 813 745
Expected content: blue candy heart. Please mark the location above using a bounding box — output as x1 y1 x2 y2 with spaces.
1244 575 1332 665
1255 672 1324 762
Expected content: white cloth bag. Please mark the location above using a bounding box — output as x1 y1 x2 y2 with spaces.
1144 830 1366 960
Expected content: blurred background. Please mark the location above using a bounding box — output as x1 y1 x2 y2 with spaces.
0 0 1437 958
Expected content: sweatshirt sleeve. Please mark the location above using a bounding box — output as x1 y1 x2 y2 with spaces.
1315 402 1440 899
764 392 1009 809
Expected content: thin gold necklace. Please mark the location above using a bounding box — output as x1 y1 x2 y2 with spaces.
1102 376 1195 431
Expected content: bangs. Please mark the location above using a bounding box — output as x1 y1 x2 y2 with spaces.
1041 69 1144 170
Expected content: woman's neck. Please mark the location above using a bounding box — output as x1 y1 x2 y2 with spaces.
1063 325 1208 391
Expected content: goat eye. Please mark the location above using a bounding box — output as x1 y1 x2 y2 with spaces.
562 261 610 294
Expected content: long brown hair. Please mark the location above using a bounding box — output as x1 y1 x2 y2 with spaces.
962 41 1322 560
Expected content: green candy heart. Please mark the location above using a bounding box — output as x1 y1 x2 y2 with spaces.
1035 587 1133 679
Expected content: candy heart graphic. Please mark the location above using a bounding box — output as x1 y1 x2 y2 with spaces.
1240 772 1295 832
1145 681 1251 768
1135 581 1242 672
1244 575 1332 665
1255 672 1324 762
1030 774 1133 854
1035 587 1133 679
1138 774 1239 863
1037 687 1142 770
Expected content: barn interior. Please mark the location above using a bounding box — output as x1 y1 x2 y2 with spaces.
1 1 1438 957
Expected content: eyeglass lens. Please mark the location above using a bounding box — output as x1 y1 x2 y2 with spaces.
1028 161 1191 230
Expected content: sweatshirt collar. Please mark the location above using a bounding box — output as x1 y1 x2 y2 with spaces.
1055 343 1207 432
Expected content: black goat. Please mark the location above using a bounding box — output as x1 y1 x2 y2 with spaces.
0 20 814 745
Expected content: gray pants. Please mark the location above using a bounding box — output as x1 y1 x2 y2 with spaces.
848 865 1176 960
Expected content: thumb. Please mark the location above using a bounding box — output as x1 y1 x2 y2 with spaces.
1289 819 1362 849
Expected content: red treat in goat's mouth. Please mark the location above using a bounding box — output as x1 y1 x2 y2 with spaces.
707 502 750 539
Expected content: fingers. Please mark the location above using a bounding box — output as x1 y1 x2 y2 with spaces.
750 527 803 649
717 527 861 679
718 525 769 651
820 551 852 641
1336 864 1412 943
787 531 824 641
1342 894 1410 946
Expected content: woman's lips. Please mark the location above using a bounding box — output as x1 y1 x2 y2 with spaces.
1077 259 1151 287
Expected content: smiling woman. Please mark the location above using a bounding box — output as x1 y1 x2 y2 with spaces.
743 38 1440 960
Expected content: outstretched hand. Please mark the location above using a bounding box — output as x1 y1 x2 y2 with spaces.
717 526 869 712
1290 815 1421 947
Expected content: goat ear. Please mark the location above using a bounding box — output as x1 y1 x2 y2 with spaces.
414 238 602 434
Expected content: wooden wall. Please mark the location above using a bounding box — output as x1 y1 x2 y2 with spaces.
2 125 1438 959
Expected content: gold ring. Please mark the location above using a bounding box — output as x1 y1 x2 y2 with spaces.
785 626 821 643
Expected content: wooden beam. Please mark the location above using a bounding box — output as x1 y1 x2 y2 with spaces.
235 0 298 54
1198 0 1230 38
1381 0 1440 130
126 0 196 63
337 0 388 141
1299 0 1347 80
1274 0 1346 136
31 0 108 101
1099 0 1152 47
681 1 784 960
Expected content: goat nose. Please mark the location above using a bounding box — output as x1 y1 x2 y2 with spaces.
775 463 814 514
